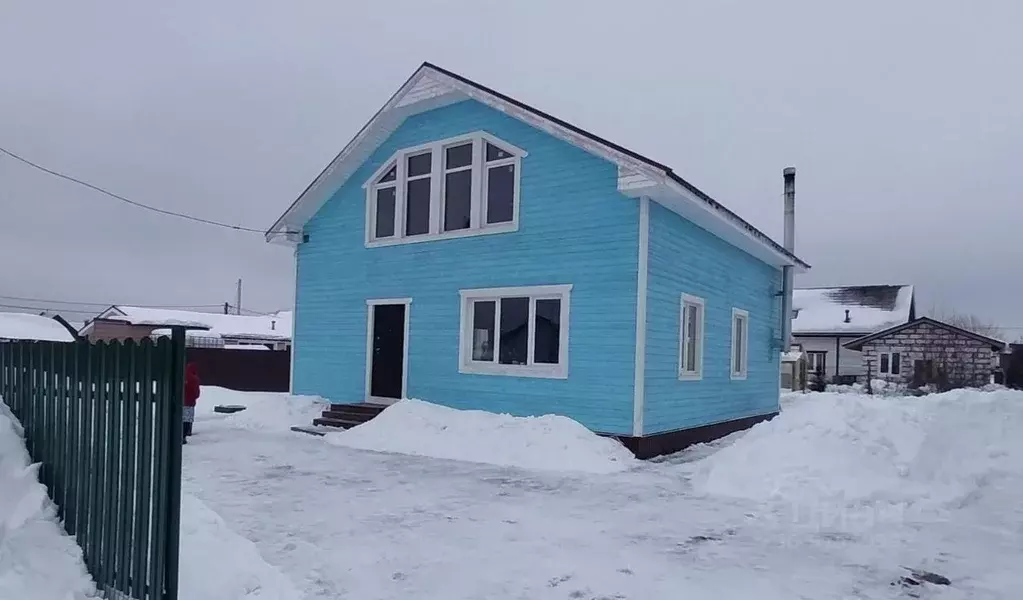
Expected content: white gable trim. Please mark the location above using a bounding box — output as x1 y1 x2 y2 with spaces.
266 64 808 272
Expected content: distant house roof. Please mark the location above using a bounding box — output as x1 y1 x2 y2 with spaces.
792 285 915 336
266 62 809 272
844 316 1006 352
0 312 76 342
83 306 292 341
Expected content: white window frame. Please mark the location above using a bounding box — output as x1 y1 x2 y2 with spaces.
806 350 827 374
367 163 398 241
403 150 434 237
458 284 571 379
730 308 749 380
678 294 705 380
879 351 901 375
364 131 526 247
364 297 412 404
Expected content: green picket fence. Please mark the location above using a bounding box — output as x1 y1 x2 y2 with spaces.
0 333 185 600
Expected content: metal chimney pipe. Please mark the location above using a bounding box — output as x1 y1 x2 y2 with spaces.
780 167 796 353
783 167 796 252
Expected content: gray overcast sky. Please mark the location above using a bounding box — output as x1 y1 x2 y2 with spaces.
1 1 1021 332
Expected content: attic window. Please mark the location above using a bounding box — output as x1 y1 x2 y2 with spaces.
365 132 525 246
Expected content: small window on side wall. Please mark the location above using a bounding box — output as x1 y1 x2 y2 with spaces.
679 294 705 380
879 351 900 375
731 308 749 380
459 285 571 379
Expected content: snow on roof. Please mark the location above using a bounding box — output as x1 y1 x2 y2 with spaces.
103 307 292 341
792 285 914 335
781 351 804 362
0 312 76 342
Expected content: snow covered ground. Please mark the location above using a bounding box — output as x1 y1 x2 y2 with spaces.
0 399 96 599
178 386 1023 599
5 385 1018 598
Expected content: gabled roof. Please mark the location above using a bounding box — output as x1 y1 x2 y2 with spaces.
266 62 809 271
82 306 293 341
792 285 915 336
843 317 1006 352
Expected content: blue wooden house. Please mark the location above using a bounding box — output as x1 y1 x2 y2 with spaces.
267 63 810 457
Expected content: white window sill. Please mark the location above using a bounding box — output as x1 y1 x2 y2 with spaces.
367 222 517 248
678 372 703 381
730 372 748 381
459 362 567 380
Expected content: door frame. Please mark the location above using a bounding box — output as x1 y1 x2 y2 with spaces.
365 297 412 404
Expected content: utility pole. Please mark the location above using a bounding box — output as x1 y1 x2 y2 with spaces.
235 278 242 315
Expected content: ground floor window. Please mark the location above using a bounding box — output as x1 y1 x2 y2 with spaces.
731 308 749 379
458 284 571 379
879 351 901 375
807 351 827 376
679 294 705 380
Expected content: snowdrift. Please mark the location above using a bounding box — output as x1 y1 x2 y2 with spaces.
325 399 637 474
196 387 326 432
0 400 95 599
179 492 303 600
690 389 1023 514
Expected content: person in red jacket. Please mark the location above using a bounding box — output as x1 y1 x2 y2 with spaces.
183 362 200 443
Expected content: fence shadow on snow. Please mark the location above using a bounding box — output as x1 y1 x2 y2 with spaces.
0 333 185 600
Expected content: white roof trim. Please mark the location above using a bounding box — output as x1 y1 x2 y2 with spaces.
266 63 808 270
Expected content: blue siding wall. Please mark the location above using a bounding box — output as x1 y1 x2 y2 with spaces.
643 202 781 434
294 100 638 434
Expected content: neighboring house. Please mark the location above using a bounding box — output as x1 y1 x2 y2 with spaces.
0 312 76 342
265 62 809 457
791 285 915 382
844 317 1005 389
80 306 292 349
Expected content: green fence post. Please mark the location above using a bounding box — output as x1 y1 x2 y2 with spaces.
26 342 35 454
100 340 120 592
117 340 138 593
87 341 104 574
19 342 28 419
46 343 57 496
51 343 64 516
65 344 79 536
164 328 185 600
132 339 154 600
149 338 169 600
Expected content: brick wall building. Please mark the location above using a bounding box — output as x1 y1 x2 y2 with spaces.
844 317 1005 389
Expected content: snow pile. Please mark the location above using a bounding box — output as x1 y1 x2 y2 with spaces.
196 387 326 432
825 379 908 395
0 400 95 599
0 312 75 342
179 492 303 600
690 389 1023 513
325 399 637 474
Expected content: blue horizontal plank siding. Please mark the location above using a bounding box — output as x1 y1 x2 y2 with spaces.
294 99 638 434
643 202 781 434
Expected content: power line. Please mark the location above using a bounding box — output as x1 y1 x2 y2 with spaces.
0 145 273 234
0 303 97 314
0 294 228 309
